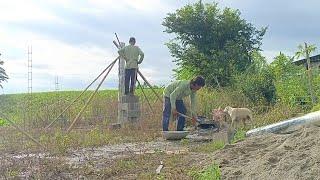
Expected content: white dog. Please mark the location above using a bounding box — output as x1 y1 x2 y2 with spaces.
224 106 253 128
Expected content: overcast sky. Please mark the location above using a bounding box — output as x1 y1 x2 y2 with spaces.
1 0 319 94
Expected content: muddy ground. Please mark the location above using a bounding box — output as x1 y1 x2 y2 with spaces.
1 126 320 179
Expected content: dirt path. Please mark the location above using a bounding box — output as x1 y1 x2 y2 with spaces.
213 125 320 179
0 139 214 179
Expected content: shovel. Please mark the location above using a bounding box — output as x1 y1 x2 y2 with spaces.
178 113 221 129
177 112 201 122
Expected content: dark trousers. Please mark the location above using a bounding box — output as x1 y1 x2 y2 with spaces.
162 97 187 131
125 68 137 94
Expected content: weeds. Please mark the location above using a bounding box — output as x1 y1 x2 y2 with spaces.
188 163 221 180
0 88 305 153
191 140 225 153
115 159 136 170
180 138 190 146
231 129 246 144
0 88 310 179
0 118 6 126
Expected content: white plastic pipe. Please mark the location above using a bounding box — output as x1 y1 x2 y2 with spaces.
246 110 320 137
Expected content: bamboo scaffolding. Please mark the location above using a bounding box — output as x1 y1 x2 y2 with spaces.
45 57 119 130
137 70 163 103
137 79 154 114
66 58 118 133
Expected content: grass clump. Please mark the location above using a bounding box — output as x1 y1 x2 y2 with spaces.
188 163 221 180
231 129 246 144
0 118 7 126
191 140 225 153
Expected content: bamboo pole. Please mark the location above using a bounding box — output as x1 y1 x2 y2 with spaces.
0 112 45 149
137 70 163 103
115 33 121 46
66 58 118 133
45 57 119 130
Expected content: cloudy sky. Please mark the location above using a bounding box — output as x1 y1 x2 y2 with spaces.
1 0 319 94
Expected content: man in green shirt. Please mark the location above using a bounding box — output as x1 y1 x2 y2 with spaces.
162 76 205 131
118 37 144 95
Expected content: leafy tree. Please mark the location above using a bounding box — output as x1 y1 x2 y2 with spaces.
295 43 316 61
163 1 266 87
233 51 275 105
295 43 317 104
0 54 8 88
269 53 308 106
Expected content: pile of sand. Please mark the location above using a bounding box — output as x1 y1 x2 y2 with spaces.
213 125 320 179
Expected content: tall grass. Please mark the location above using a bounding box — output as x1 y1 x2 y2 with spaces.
0 87 306 152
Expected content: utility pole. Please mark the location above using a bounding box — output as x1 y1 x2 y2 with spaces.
27 46 33 127
55 76 59 92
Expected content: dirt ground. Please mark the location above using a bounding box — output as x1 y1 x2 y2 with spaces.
0 139 214 179
2 126 320 179
214 125 320 179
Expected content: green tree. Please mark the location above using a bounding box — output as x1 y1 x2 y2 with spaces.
233 51 275 105
162 1 266 87
0 54 9 88
269 53 308 106
295 43 317 104
295 43 316 60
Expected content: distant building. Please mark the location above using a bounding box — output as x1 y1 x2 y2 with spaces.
293 54 320 70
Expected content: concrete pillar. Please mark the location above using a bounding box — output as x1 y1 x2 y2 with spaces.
117 42 141 124
118 42 126 124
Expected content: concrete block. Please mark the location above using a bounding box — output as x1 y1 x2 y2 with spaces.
129 102 140 110
121 103 128 110
121 95 139 103
128 117 139 123
108 123 121 130
127 110 140 117
121 103 140 111
122 110 140 118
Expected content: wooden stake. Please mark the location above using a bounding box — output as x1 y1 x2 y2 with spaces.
45 57 119 130
0 112 46 149
66 58 118 133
